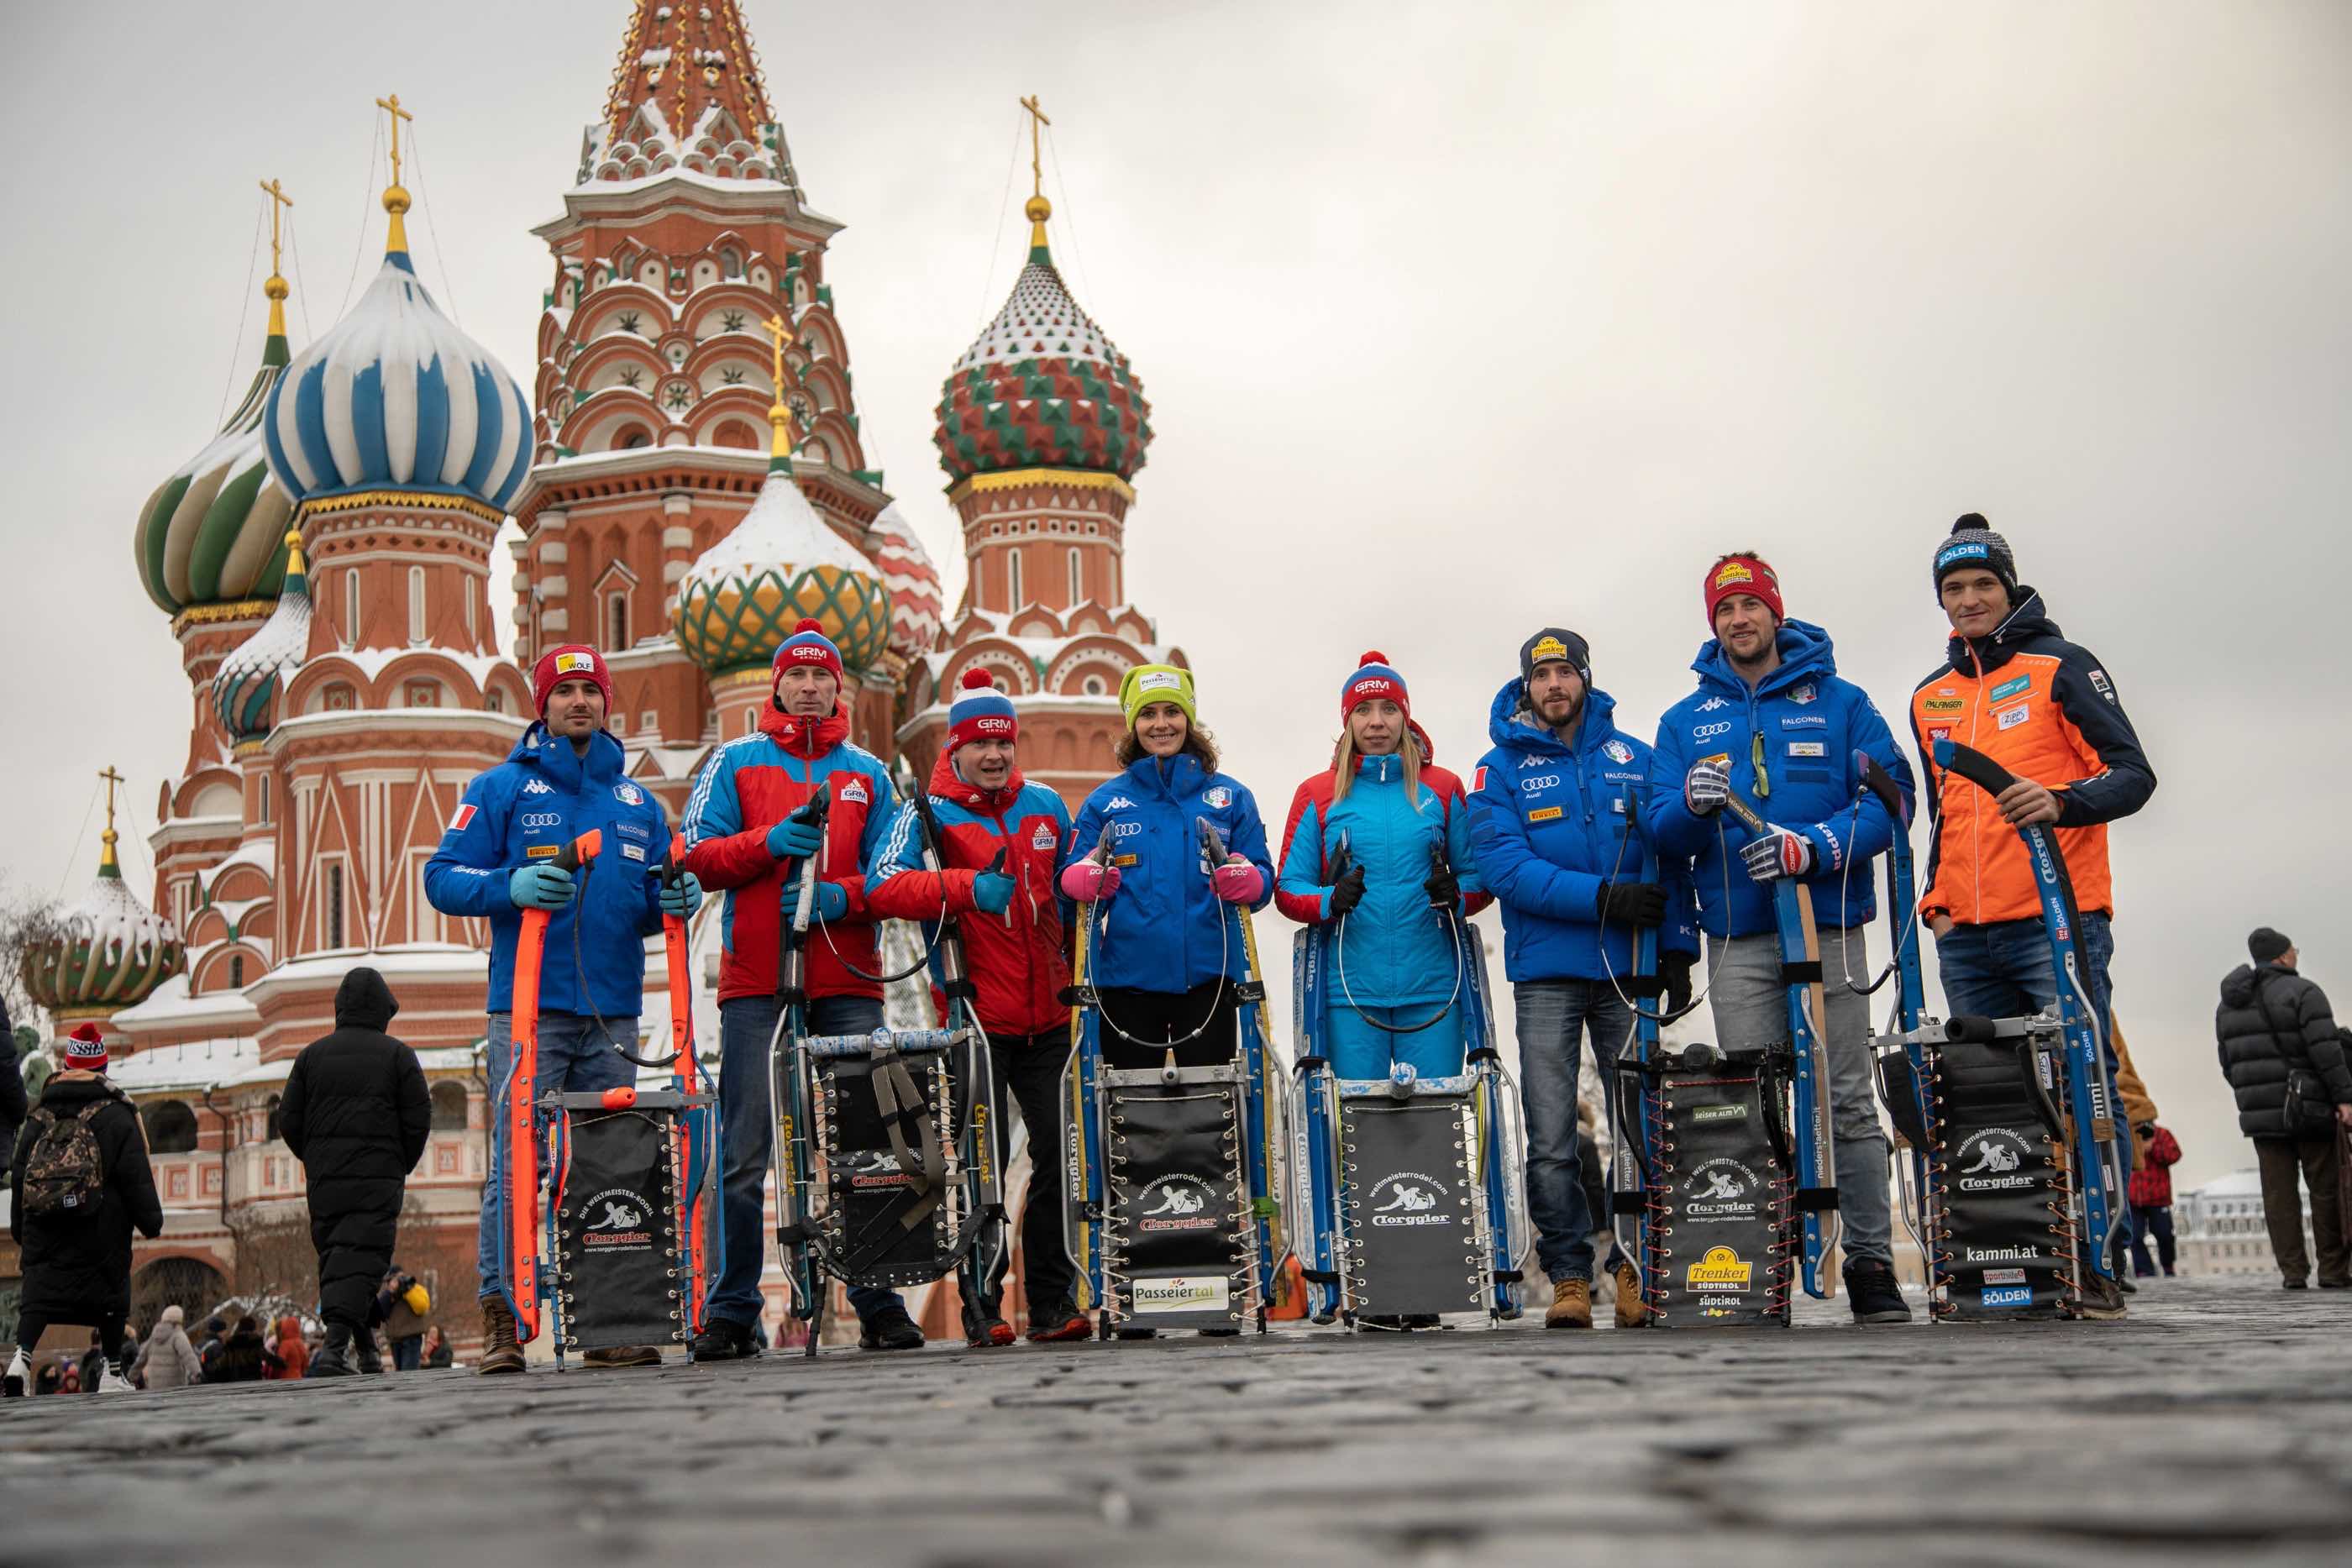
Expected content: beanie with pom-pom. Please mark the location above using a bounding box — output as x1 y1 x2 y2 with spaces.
946 666 1019 753
1341 651 1410 721
770 617 844 682
1932 513 2019 600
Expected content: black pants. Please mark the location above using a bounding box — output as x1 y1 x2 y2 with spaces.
2129 1206 2176 1276
15 1308 125 1363
1095 983 1240 1071
312 1207 399 1332
2255 1135 2348 1284
976 1032 1077 1317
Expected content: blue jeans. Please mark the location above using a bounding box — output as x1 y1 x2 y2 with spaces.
1326 1003 1469 1081
1514 979 1630 1283
703 993 900 1329
476 1011 636 1303
1935 910 2114 1030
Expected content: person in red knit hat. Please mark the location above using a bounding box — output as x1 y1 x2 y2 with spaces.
866 668 1089 1345
679 620 918 1357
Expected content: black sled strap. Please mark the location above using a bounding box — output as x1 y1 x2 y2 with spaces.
869 1045 948 1232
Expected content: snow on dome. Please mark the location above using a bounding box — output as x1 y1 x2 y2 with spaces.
22 858 184 1016
671 464 891 676
935 250 1152 484
213 534 312 742
866 501 943 660
263 253 533 513
134 344 298 616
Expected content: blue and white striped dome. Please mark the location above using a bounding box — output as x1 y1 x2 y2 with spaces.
263 251 533 512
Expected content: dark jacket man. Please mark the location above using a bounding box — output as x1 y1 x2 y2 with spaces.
281 968 431 1363
2216 932 2352 1287
0 997 28 1167
8 1062 163 1350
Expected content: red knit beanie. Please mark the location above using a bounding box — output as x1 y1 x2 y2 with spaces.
947 668 1018 753
1340 652 1410 721
771 618 844 683
530 644 616 717
1704 554 1783 627
63 1021 108 1072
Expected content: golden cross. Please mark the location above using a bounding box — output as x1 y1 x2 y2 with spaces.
375 92 414 188
1020 95 1050 200
258 179 293 276
764 312 790 390
97 764 125 864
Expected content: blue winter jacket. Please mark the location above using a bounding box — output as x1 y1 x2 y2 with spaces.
1276 753 1486 1007
1062 752 1274 994
1468 681 1699 985
1645 619 1914 939
423 725 669 1017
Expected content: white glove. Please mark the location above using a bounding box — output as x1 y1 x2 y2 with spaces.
1684 758 1730 816
1739 826 1814 884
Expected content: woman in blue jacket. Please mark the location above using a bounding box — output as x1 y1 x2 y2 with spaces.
1277 653 1486 1080
1059 664 1273 1069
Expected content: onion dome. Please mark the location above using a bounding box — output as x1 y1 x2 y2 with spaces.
21 779 182 1018
213 530 313 742
866 502 944 659
134 265 298 616
935 195 1151 483
673 409 890 676
263 206 533 513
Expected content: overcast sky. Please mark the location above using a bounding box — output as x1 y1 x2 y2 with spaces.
3 2 2347 1189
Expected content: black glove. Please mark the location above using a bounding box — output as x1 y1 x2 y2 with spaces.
1329 863 1368 917
1662 951 1695 1018
1423 864 1461 911
1594 878 1667 929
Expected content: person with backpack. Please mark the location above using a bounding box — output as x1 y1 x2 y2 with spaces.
2216 927 2352 1289
279 968 432 1377
3 1024 161 1398
203 1314 268 1383
2128 1122 2183 1278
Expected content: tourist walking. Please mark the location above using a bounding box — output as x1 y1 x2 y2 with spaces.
2128 1123 2181 1278
131 1303 202 1388
2216 927 2352 1288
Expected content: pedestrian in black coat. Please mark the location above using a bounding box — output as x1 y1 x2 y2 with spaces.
280 968 431 1375
3 1025 162 1397
2216 927 2352 1287
0 996 29 1169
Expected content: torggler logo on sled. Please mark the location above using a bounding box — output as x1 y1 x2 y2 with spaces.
1137 1176 1218 1232
1368 1172 1452 1227
580 1187 654 1250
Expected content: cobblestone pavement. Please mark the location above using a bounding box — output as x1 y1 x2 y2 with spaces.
3 1278 2348 1567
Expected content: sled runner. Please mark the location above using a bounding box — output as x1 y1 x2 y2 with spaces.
1868 740 2128 1320
1606 817 1667 1314
1715 784 1842 1298
1850 755 1938 1282
1060 820 1290 1337
769 786 1008 1354
1289 834 1528 1326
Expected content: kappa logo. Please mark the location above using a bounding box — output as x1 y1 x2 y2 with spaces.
1603 738 1635 765
613 782 643 806
447 805 477 833
1138 1176 1219 1232
1105 795 1137 811
1201 786 1233 810
1369 1172 1453 1227
1692 721 1734 741
1697 697 1730 713
523 779 553 796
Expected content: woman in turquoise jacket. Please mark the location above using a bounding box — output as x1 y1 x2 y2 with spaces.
1277 654 1487 1079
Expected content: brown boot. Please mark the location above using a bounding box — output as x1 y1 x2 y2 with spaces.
478 1297 526 1376
1545 1278 1593 1330
1612 1261 1651 1329
581 1345 664 1369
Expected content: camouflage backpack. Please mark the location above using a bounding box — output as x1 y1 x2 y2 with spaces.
21 1100 109 1220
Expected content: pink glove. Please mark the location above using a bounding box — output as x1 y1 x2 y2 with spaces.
1213 857 1264 905
1060 859 1121 903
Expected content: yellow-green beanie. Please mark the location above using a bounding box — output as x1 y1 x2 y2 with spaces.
1119 663 1197 729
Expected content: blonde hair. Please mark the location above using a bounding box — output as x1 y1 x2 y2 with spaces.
1332 723 1423 805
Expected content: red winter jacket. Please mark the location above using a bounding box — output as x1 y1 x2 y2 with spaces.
2128 1125 2180 1209
865 750 1074 1039
679 702 896 1004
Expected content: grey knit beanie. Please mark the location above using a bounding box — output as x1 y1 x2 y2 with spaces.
1932 513 2019 600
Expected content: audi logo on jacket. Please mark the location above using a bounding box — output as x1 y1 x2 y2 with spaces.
866 749 1076 1038
680 702 897 1004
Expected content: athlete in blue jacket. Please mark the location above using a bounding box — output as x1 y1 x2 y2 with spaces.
1644 554 1916 1323
1277 654 1487 1081
1059 664 1273 1070
421 644 701 1371
1467 628 1698 1329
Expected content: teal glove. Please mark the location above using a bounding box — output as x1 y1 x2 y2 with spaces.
659 873 703 919
767 816 823 861
509 863 575 912
782 878 849 924
972 870 1016 915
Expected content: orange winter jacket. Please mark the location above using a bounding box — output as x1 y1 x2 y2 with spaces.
1909 592 2155 928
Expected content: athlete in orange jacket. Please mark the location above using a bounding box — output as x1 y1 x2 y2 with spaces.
1909 513 2155 1031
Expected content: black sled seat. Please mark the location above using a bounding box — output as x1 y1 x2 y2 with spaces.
1628 1042 1796 1328
794 1029 993 1290
1102 1062 1255 1330
547 1088 711 1360
1336 1075 1494 1320
1920 1016 2076 1320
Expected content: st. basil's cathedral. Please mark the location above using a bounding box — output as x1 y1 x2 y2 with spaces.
8 0 1184 1340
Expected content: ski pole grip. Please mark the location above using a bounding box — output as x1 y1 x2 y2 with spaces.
660 831 685 889
791 783 831 827
1855 753 1908 826
554 828 602 874
1930 738 2019 801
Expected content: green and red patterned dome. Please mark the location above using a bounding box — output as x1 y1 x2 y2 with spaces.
21 824 182 1020
935 201 1152 484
